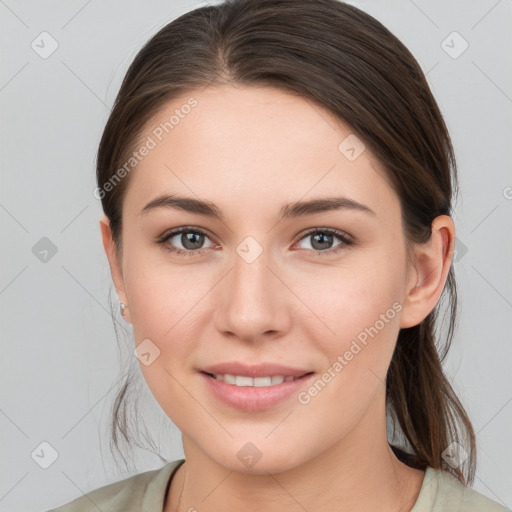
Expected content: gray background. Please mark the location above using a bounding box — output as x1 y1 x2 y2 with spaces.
1 0 511 510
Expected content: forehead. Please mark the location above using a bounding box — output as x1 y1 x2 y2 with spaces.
123 84 398 222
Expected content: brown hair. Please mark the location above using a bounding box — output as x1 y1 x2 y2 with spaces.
97 0 476 484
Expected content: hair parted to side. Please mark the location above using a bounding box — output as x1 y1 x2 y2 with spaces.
97 0 476 484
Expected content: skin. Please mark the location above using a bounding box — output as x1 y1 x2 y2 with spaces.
100 84 455 512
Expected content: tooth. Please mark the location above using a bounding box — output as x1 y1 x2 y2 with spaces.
223 374 236 384
213 373 302 386
254 377 272 386
235 375 254 386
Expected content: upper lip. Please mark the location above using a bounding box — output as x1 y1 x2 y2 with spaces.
200 362 313 378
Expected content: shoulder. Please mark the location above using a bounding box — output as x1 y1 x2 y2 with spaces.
413 466 510 512
46 459 184 512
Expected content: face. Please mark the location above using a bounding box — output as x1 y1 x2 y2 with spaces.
105 84 423 473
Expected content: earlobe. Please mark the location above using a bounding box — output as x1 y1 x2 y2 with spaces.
99 215 132 323
399 215 455 329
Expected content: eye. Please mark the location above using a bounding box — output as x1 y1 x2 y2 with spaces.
156 226 353 258
156 226 217 256
294 228 353 256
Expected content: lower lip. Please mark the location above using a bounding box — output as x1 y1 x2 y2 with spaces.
200 371 315 412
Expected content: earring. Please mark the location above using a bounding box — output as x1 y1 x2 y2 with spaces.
120 303 128 316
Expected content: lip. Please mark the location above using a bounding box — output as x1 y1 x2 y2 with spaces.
199 361 312 378
199 368 316 412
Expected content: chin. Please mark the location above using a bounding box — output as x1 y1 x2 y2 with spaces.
201 437 312 476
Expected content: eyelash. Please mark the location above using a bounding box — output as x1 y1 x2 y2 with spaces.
155 226 354 258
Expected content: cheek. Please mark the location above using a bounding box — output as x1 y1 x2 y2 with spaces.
299 252 406 388
123 258 206 426
291 269 404 438
122 247 216 394
301 254 405 338
122 237 204 337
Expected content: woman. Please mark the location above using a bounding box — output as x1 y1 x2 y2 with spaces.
49 0 509 510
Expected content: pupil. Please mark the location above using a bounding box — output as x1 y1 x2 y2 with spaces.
183 232 203 250
312 233 332 250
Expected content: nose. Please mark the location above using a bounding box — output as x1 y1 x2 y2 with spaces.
214 245 292 343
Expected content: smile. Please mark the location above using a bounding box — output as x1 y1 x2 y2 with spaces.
206 373 307 386
200 371 316 412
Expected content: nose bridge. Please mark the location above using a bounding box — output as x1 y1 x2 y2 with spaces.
233 245 271 301
214 239 289 340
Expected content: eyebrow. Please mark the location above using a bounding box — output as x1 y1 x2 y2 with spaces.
140 194 375 221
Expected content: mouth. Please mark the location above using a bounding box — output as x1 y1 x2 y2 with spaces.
201 371 314 387
199 369 316 412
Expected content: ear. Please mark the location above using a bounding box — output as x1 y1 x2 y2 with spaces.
100 215 132 324
399 215 455 329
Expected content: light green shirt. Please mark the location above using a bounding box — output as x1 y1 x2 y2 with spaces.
47 458 509 511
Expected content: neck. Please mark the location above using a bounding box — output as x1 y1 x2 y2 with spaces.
165 397 425 512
